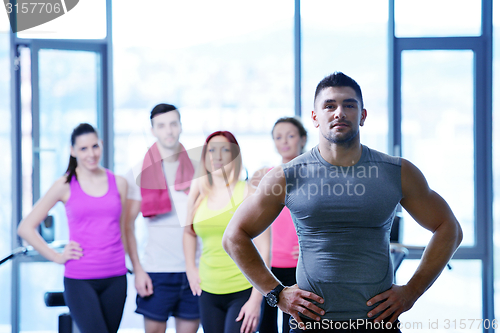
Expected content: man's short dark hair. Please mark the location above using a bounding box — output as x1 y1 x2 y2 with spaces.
314 72 364 109
150 103 180 125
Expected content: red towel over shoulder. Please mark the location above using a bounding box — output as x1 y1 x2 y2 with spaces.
140 142 194 217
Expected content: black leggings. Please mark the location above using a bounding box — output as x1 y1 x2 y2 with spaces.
259 267 297 333
199 288 252 333
63 275 127 333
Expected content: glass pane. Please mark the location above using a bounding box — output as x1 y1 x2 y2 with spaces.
20 47 33 222
38 49 99 242
493 0 500 321
395 0 482 37
19 262 66 332
301 0 389 153
0 31 11 333
401 50 474 247
396 259 482 332
0 9 9 32
113 0 294 176
113 0 294 329
16 0 106 39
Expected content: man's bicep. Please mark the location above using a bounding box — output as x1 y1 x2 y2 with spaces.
400 159 456 232
232 193 284 238
232 169 287 238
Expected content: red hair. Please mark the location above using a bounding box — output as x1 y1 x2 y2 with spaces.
202 131 240 163
195 131 243 209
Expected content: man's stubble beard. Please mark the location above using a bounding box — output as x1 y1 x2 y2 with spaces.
322 127 359 147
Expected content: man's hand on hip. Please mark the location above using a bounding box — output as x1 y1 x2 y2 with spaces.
278 284 325 325
366 284 418 323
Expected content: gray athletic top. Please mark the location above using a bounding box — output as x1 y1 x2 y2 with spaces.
283 145 402 321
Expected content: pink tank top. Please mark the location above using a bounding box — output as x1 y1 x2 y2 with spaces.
64 169 127 279
271 206 299 268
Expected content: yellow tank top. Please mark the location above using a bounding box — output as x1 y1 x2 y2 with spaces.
193 181 251 294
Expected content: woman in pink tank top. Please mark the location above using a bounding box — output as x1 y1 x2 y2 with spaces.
251 117 307 333
18 123 128 333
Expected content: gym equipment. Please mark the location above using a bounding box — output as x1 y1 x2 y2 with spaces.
44 292 80 333
1 241 80 333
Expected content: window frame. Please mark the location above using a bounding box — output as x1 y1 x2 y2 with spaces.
388 0 494 330
9 1 114 331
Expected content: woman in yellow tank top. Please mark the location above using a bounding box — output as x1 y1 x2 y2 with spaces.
183 131 270 333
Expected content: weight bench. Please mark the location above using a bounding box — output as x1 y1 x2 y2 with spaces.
44 292 81 333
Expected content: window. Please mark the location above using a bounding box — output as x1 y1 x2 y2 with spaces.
397 260 482 332
395 0 482 37
15 0 106 39
301 0 389 152
391 0 493 326
400 50 475 246
0 30 12 333
113 1 295 329
113 0 295 176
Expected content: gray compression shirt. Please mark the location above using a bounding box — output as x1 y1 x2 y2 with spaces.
283 145 403 321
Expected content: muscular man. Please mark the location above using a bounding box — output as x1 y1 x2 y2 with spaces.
124 104 200 333
223 73 462 332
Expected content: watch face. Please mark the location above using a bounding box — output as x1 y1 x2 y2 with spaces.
266 293 278 307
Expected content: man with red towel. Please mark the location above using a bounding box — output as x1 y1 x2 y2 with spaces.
124 104 200 333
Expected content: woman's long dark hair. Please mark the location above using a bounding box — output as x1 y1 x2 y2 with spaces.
65 123 98 183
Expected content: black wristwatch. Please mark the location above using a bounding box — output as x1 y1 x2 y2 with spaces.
265 284 285 307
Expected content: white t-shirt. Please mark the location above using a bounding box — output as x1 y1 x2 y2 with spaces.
125 159 198 273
